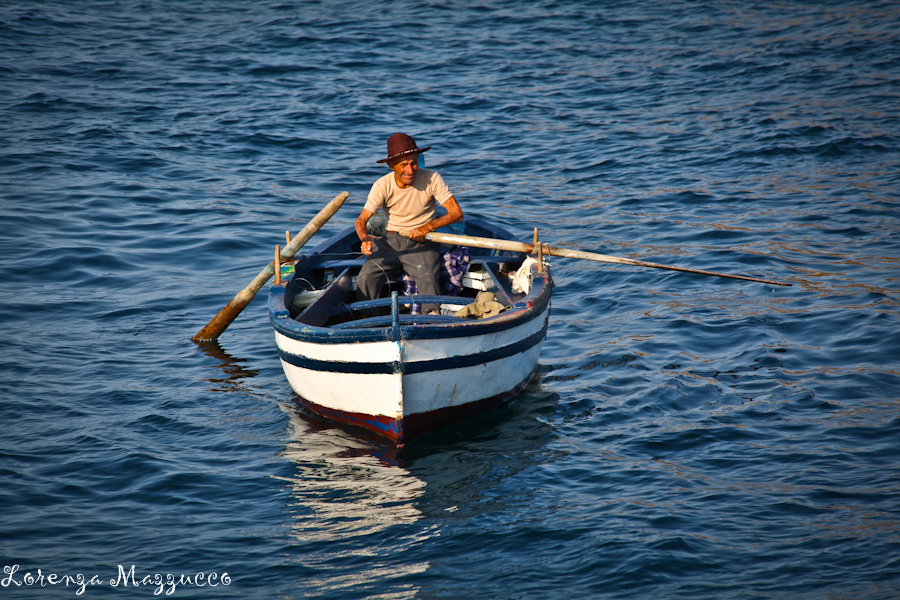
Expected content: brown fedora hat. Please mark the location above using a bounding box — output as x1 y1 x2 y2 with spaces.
376 133 431 163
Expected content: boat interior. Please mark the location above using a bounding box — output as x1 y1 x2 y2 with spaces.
283 219 531 330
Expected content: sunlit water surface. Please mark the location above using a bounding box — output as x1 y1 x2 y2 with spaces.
1 1 899 598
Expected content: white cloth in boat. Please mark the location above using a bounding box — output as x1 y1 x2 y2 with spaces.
512 257 537 294
453 291 509 319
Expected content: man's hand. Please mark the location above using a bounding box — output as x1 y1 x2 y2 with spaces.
408 227 429 243
356 209 375 255
408 197 462 243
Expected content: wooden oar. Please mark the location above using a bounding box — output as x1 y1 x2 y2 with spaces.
409 230 792 287
192 191 349 342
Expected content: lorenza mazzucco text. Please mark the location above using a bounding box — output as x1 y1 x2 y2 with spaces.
2 564 232 596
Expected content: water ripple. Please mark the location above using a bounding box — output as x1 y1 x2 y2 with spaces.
1 1 899 598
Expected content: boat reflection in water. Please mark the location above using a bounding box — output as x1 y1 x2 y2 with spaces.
274 377 557 597
276 405 431 598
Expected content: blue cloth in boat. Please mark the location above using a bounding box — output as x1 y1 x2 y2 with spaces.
442 245 470 293
403 246 470 314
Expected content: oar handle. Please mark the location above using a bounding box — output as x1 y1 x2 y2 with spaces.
192 191 349 342
418 230 792 287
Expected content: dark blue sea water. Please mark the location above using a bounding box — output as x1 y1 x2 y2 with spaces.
2 1 899 598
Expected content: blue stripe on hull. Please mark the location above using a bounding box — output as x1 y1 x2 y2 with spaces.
279 315 548 375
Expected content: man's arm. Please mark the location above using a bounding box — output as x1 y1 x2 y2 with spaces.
409 196 463 242
356 208 375 255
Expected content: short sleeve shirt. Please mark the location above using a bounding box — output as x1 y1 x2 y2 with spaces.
363 168 453 231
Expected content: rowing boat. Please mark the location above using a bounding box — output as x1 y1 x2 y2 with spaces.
268 217 551 446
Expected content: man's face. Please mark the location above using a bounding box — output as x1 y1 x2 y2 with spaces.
389 154 418 188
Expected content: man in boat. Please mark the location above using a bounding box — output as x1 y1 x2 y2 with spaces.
355 133 464 315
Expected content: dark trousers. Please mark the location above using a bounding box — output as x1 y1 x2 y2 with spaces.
357 232 442 313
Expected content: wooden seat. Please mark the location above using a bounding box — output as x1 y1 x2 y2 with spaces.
331 294 474 317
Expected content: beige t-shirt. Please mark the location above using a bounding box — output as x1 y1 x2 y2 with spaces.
364 168 453 231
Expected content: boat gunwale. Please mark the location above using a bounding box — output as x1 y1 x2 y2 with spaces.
270 269 550 344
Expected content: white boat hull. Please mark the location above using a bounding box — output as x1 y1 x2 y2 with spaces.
274 301 549 443
269 219 552 445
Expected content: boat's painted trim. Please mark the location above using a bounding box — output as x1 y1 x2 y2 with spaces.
275 297 548 363
277 317 548 375
294 399 402 440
